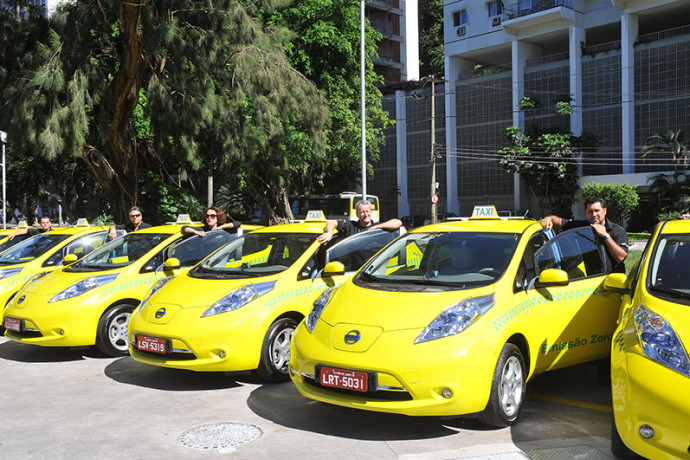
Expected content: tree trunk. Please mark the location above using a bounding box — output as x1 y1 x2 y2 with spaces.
83 1 145 219
245 178 293 225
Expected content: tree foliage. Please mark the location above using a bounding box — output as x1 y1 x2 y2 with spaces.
269 0 389 192
580 183 639 226
642 128 690 167
2 0 330 224
418 0 444 77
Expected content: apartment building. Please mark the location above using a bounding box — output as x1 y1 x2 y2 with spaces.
372 0 690 220
368 0 420 83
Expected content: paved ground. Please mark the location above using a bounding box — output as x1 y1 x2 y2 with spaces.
0 336 616 459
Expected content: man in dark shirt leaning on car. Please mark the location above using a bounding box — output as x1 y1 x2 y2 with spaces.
541 196 629 273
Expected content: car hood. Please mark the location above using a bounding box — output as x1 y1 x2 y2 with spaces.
320 281 495 332
149 273 281 310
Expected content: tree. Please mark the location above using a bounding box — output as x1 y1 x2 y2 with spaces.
648 172 690 220
418 0 444 77
3 0 329 223
642 129 690 168
269 0 390 192
580 183 639 226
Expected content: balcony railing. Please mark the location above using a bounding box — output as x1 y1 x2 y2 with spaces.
504 0 573 20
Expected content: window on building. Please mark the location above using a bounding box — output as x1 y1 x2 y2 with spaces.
452 10 469 27
488 1 502 17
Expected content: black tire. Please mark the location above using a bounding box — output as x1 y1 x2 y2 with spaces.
96 304 134 357
478 343 526 428
256 317 299 382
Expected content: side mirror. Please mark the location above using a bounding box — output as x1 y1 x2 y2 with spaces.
605 273 631 294
62 254 79 265
535 268 569 288
322 261 345 277
163 257 181 271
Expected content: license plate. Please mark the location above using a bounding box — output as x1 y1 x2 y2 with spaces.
4 317 22 332
319 366 369 392
136 335 168 354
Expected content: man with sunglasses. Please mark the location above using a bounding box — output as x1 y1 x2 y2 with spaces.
182 206 240 237
108 206 153 240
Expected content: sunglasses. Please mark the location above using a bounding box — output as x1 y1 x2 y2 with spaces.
205 213 217 218
129 213 142 218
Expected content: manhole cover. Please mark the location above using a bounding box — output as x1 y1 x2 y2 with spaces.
177 422 262 454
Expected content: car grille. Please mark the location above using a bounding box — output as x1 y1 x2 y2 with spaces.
6 330 43 339
304 376 413 401
135 349 197 361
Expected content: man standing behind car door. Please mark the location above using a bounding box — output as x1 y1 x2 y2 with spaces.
8 216 52 240
541 196 629 273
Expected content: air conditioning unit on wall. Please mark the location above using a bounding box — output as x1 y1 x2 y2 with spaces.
456 26 466 36
492 16 501 26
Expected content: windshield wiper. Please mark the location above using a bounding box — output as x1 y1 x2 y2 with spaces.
649 285 690 300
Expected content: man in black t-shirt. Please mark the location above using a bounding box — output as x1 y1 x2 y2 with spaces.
8 216 52 240
541 196 629 273
317 200 402 245
108 206 153 240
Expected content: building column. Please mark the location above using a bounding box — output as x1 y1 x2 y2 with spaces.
444 56 473 215
511 40 541 211
621 13 638 174
395 90 410 217
401 0 419 81
570 25 585 176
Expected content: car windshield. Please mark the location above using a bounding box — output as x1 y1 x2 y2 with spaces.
647 234 690 302
66 233 170 271
190 232 317 279
0 236 25 255
166 231 238 267
0 234 70 265
355 231 520 291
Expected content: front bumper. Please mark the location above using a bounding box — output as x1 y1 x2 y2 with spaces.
128 306 267 372
289 322 498 417
612 349 690 459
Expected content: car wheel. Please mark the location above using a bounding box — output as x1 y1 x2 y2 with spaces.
96 304 134 357
256 317 299 382
478 342 526 428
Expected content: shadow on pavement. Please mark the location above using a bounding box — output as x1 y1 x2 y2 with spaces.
0 339 94 363
247 380 489 441
104 357 255 391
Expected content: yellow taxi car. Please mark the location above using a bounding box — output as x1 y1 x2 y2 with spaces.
0 219 110 310
3 218 243 356
605 219 690 459
290 206 625 427
128 214 404 381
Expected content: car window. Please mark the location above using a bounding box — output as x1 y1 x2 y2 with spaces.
514 231 549 291
647 232 690 301
355 231 520 291
534 227 604 281
67 233 169 271
298 229 403 279
0 234 70 265
41 232 110 267
166 231 237 267
191 232 318 279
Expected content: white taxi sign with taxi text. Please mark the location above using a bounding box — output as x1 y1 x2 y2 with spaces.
471 205 499 219
305 210 327 221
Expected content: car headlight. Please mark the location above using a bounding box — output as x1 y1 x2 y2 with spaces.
201 281 275 317
635 304 690 376
135 277 172 313
415 294 495 344
306 288 335 333
49 274 119 303
0 267 23 280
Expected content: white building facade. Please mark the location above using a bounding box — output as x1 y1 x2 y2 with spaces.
372 0 690 220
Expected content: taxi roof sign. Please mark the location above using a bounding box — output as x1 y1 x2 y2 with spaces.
75 218 90 227
305 210 327 221
175 214 193 224
470 205 499 219
16 220 28 228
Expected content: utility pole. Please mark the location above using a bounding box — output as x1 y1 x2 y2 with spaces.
430 79 437 224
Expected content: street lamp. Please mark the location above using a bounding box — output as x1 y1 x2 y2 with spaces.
0 130 6 230
360 0 367 199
